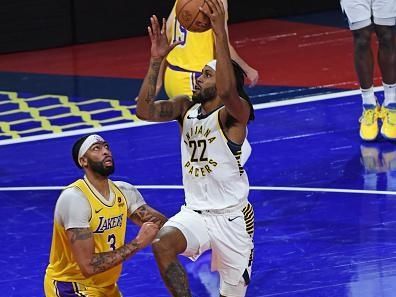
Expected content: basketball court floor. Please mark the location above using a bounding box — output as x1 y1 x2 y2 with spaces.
1 9 396 297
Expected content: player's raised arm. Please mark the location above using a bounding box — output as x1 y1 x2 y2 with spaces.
200 0 251 124
136 15 191 122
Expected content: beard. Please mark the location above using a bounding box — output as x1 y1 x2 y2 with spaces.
192 86 216 104
88 158 115 177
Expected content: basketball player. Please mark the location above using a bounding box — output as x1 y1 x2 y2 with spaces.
158 0 259 99
136 0 254 295
157 0 257 165
44 134 167 297
341 0 396 141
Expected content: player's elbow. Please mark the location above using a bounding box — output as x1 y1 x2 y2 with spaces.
135 110 145 120
135 108 149 121
78 263 96 277
81 269 94 278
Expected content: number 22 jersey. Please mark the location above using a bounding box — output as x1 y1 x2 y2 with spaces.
181 104 250 211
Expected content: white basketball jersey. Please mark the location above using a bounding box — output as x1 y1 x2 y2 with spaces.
181 104 250 210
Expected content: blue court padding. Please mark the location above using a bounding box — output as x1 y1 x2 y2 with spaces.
1 91 396 297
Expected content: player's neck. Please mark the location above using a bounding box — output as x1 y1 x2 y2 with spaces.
85 173 111 200
201 98 222 114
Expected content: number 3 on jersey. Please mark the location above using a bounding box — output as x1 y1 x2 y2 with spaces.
108 234 116 251
172 20 187 46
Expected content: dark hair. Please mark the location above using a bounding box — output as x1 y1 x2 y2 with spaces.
231 60 255 121
72 135 90 169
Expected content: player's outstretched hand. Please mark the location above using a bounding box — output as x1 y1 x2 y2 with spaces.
148 15 181 59
199 0 226 35
246 67 259 87
134 222 159 249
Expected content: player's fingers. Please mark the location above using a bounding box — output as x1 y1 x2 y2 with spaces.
148 26 153 40
149 17 156 36
249 80 257 88
151 15 159 36
143 221 155 226
161 18 166 35
206 0 220 15
217 0 225 14
199 5 211 17
203 0 215 15
249 74 259 87
212 0 222 13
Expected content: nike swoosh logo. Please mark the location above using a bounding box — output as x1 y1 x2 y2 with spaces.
228 216 241 222
95 208 103 214
186 115 196 119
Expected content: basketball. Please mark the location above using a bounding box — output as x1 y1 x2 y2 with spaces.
176 0 211 33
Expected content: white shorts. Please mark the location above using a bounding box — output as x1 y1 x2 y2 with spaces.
340 0 396 30
164 204 254 296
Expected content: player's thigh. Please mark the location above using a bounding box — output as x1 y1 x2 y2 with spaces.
85 283 122 297
209 207 254 288
164 67 196 98
372 0 396 26
219 268 251 297
341 0 372 30
163 205 211 258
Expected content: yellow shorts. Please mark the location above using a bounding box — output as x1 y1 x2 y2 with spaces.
164 64 201 99
44 274 122 297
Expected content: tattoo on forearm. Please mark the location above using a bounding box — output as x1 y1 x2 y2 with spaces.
147 60 161 102
159 103 174 118
132 205 167 227
69 228 93 244
90 240 140 274
164 261 192 297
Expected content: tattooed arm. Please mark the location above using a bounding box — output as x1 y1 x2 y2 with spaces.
129 204 168 228
136 15 191 122
66 222 158 277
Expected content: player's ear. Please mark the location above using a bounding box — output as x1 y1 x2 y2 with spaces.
80 156 88 168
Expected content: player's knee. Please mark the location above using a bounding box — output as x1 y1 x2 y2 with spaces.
375 26 395 48
152 230 180 258
152 237 172 256
352 28 372 50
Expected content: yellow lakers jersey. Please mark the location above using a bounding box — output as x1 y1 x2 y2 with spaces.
45 179 128 287
166 1 215 72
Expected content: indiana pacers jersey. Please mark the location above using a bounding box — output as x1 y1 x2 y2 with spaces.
181 104 250 210
45 179 128 287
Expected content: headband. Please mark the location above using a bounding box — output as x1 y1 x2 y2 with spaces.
78 134 105 166
206 59 217 71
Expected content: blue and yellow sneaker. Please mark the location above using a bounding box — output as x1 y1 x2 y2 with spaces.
359 104 381 141
380 103 396 140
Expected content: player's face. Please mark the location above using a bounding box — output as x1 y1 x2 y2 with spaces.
85 141 115 177
192 66 216 104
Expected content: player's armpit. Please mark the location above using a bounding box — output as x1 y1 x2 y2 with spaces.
129 204 168 228
221 97 251 126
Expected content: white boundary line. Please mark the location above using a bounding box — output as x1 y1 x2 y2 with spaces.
0 87 384 147
0 120 163 146
0 185 395 196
